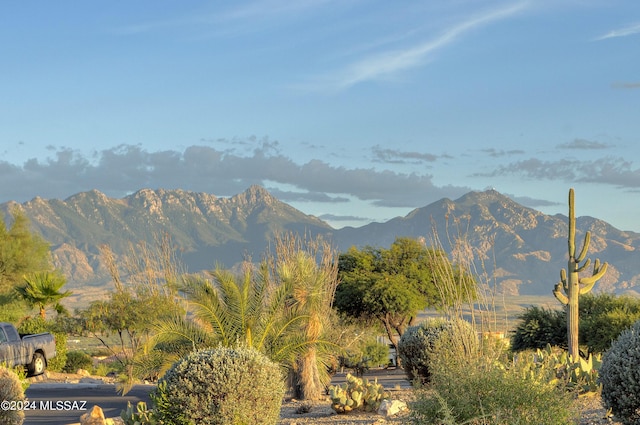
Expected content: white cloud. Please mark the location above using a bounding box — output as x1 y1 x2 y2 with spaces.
595 22 640 40
296 1 529 92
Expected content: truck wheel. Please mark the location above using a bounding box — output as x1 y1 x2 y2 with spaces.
28 352 46 376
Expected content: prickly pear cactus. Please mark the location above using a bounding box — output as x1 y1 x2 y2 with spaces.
328 373 390 414
120 401 156 425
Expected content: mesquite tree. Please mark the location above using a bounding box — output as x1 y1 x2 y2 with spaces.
552 188 608 359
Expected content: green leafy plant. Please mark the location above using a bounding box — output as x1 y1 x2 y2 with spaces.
599 319 640 425
328 373 389 414
63 350 93 373
512 293 640 355
510 306 567 351
339 340 389 376
335 237 477 365
151 347 285 425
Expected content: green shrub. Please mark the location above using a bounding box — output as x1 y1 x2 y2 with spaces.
339 340 389 375
151 347 285 425
63 350 93 373
511 294 640 354
93 360 123 377
599 320 640 425
410 349 578 425
580 293 640 354
17 316 67 372
510 306 567 351
0 366 26 425
398 318 476 384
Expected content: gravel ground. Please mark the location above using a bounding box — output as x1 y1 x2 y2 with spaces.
34 371 624 424
278 392 621 425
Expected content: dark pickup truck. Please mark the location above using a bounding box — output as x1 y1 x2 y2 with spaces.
0 322 56 375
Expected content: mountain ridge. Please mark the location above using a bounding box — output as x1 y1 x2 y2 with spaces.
2 186 638 297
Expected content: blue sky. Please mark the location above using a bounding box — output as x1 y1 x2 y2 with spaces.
2 1 640 231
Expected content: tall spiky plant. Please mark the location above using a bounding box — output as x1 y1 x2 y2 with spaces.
269 232 339 400
552 188 608 359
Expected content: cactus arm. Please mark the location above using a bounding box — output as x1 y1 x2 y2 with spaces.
560 269 567 289
579 279 597 295
577 258 591 273
593 258 602 273
576 232 591 263
579 262 608 286
553 282 569 305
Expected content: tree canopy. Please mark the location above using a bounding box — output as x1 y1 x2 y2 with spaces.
0 208 50 293
334 237 477 354
0 208 52 322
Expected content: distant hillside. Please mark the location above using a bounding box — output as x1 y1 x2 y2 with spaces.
331 189 640 296
1 185 332 289
2 186 639 297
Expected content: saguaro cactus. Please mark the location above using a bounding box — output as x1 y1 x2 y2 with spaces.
552 188 608 359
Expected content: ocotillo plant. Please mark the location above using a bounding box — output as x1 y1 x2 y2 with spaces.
552 188 608 359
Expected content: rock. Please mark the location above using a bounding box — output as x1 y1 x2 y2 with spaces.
80 405 107 425
77 369 91 376
377 399 408 417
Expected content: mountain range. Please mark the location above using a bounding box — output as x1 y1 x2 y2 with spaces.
2 185 639 298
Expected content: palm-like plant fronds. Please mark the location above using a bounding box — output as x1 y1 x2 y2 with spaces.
15 271 71 319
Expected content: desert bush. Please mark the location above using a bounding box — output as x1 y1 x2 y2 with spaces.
580 293 640 354
63 350 93 373
410 346 578 425
511 294 640 354
398 318 476 384
0 366 25 425
599 319 640 425
93 360 123 377
151 347 285 425
510 306 567 352
339 339 389 375
17 316 67 372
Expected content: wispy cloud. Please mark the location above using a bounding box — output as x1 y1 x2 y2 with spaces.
296 1 528 92
477 156 640 189
372 145 439 164
557 139 613 150
318 213 369 223
481 148 525 157
595 22 640 40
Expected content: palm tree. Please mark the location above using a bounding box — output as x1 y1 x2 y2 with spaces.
15 271 71 320
141 234 339 400
141 261 311 379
